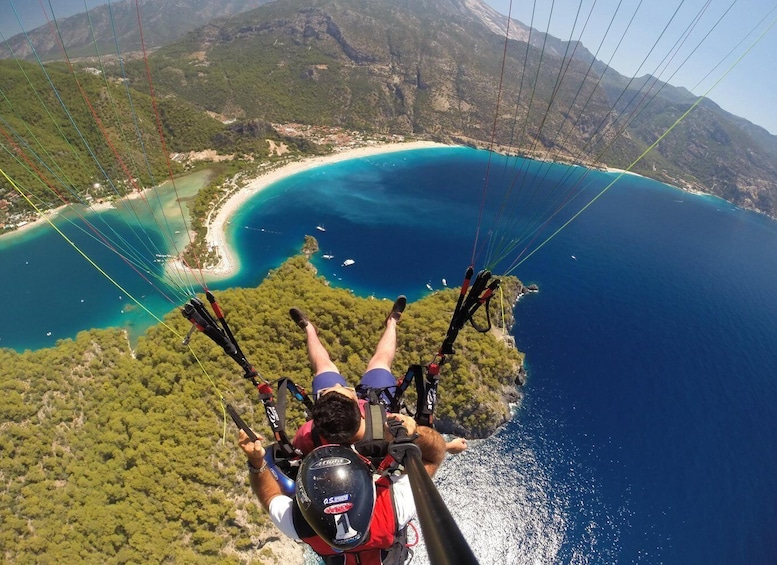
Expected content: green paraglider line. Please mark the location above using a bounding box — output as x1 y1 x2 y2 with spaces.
47 0 210 291
1 164 174 326
2 7 199 297
476 2 777 275
0 163 229 435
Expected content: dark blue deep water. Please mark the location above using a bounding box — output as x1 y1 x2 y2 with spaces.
3 147 777 563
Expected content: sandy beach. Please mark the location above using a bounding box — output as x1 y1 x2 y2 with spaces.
605 166 644 177
0 209 57 242
202 140 450 279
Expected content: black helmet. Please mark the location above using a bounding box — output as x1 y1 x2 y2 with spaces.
296 445 376 549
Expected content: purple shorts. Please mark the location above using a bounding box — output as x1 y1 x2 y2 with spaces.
360 368 397 391
312 367 397 398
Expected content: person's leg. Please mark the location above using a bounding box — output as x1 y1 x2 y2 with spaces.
290 307 338 376
361 297 406 406
364 318 397 373
364 296 405 374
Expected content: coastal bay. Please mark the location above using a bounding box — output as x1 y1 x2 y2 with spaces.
200 141 447 278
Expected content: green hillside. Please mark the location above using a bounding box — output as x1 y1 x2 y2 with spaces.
4 0 777 229
0 59 227 225
113 0 777 217
0 254 524 563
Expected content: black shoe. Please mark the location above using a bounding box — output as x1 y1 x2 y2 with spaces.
386 295 406 323
289 307 309 329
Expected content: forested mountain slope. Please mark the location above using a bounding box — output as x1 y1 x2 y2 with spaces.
0 0 273 61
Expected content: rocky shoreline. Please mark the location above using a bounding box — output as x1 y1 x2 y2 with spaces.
433 278 538 439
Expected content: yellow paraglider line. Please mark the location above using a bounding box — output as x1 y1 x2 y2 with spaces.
0 164 229 431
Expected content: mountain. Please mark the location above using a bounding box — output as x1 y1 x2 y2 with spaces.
119 0 615 151
3 0 776 217
594 66 777 214
0 55 319 232
0 57 233 228
112 0 775 215
0 0 272 61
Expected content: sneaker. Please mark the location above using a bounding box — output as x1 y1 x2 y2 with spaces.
386 295 406 323
289 307 309 329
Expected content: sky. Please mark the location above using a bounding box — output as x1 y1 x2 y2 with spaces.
1 0 775 134
484 0 777 135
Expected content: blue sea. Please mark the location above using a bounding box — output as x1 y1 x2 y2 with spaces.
3 147 777 563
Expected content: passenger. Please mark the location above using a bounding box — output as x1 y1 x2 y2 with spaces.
289 299 467 460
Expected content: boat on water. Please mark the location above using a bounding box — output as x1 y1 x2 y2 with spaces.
426 283 433 291
316 224 326 232
322 254 334 260
571 255 577 261
442 278 447 286
342 259 355 267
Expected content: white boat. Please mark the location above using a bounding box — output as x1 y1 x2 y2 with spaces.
322 254 334 260
342 259 355 267
442 278 447 286
316 224 326 232
571 255 577 261
426 283 433 291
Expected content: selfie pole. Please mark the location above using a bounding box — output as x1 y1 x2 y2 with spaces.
388 427 479 565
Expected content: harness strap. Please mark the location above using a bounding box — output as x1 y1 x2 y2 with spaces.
440 268 500 355
258 382 296 457
366 403 385 441
414 366 439 428
380 480 410 565
354 403 390 468
357 384 400 413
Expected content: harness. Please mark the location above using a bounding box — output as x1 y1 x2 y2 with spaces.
300 270 497 476
306 397 398 477
417 268 500 426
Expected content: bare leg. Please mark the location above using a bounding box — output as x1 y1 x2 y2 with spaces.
365 317 397 372
365 296 406 372
291 307 339 376
304 323 339 376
